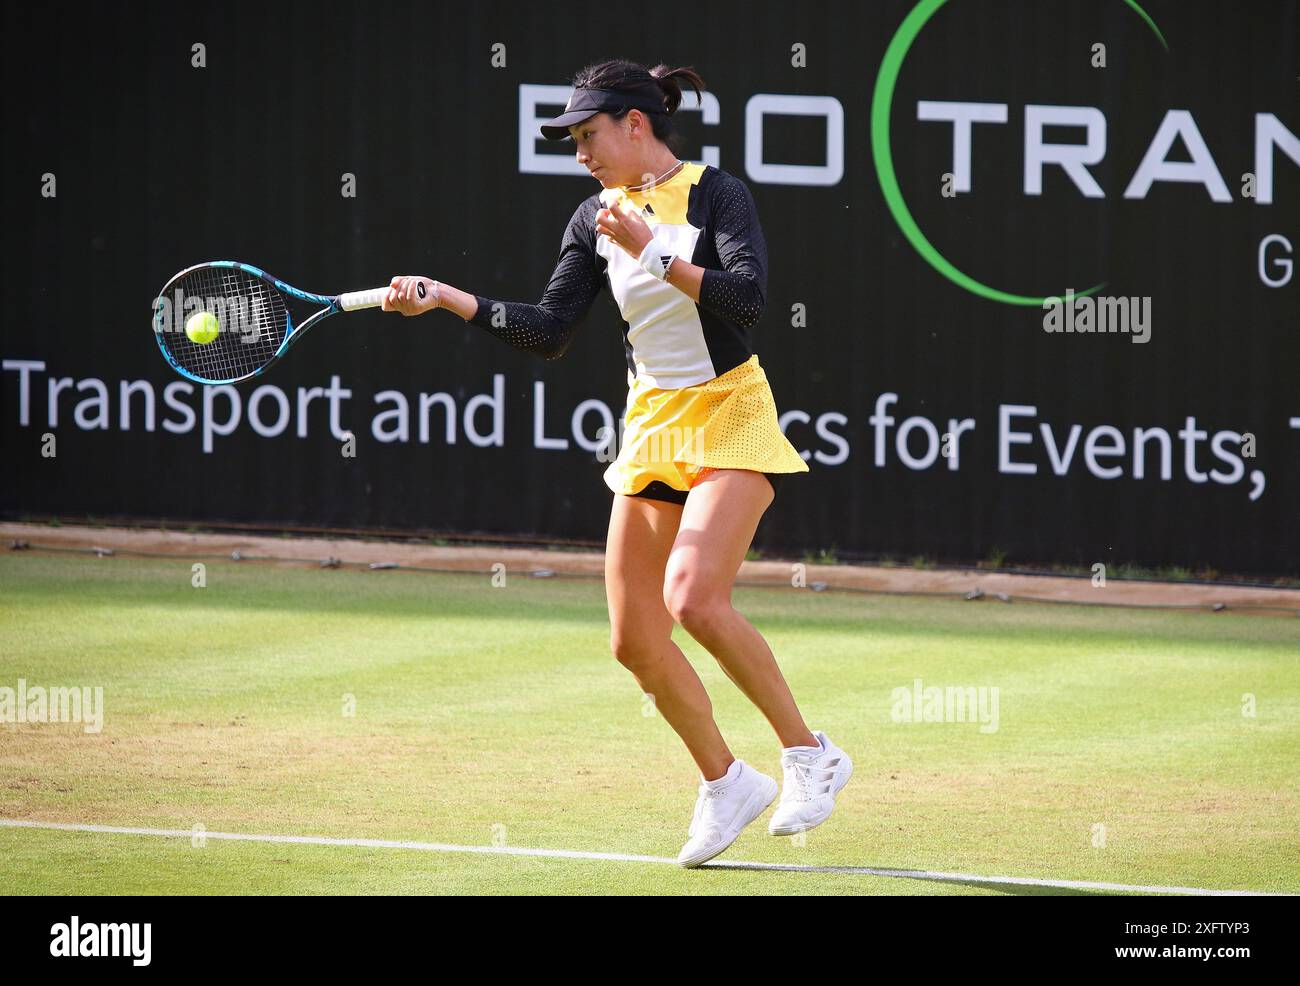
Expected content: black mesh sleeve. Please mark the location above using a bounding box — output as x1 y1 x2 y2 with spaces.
698 172 769 330
466 196 605 360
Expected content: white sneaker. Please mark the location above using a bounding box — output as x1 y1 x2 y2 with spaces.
768 730 853 836
676 760 779 868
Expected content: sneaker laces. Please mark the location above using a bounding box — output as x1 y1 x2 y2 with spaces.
781 754 836 801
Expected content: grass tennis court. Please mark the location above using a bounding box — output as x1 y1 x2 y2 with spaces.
1 552 1296 895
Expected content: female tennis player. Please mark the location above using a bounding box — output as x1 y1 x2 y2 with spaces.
382 60 851 867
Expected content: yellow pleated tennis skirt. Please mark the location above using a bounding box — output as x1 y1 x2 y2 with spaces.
603 354 810 500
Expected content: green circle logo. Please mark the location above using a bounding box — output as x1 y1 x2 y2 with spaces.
870 0 1167 306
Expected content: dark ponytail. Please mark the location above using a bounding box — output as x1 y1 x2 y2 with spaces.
569 59 707 156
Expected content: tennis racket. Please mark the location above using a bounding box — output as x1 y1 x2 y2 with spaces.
151 260 424 385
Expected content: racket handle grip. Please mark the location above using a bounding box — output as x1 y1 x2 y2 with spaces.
338 288 388 311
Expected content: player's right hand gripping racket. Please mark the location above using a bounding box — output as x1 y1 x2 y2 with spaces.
151 260 425 385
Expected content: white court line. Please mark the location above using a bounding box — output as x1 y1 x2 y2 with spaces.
0 819 1290 896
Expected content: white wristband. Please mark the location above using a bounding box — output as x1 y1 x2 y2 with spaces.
637 234 677 281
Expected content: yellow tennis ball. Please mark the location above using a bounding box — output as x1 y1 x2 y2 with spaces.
185 311 220 345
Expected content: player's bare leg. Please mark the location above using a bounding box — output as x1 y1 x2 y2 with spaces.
664 468 818 750
605 493 735 781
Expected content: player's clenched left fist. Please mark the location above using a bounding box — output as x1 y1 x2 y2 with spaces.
382 276 441 316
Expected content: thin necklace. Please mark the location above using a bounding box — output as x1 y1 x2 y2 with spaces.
626 159 683 192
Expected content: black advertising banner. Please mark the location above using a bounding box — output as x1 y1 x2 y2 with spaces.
2 1 1297 575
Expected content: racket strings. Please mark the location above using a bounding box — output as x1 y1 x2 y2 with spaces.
155 266 290 383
